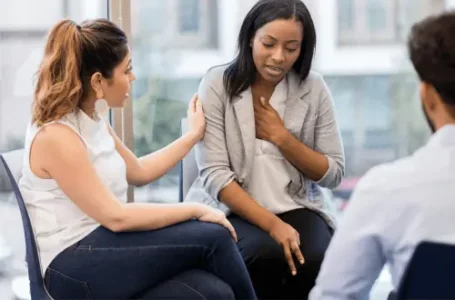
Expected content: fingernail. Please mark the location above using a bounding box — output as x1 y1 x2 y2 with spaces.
300 260 304 264
292 271 296 276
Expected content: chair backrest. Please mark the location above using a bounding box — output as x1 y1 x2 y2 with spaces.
395 241 455 299
179 118 199 202
6 149 24 181
0 153 51 300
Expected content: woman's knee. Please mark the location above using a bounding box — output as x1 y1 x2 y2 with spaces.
198 277 235 299
248 238 326 279
197 221 235 246
173 270 235 300
295 258 323 285
244 235 283 262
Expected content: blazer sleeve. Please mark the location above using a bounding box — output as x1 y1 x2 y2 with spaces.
194 70 237 200
313 78 345 189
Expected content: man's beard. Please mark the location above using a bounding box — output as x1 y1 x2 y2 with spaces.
422 103 436 133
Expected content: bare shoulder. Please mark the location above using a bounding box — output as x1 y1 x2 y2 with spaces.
32 123 87 170
35 123 84 149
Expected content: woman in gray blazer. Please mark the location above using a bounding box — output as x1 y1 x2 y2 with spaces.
185 0 345 298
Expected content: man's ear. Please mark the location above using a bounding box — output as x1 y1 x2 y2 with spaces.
420 81 437 113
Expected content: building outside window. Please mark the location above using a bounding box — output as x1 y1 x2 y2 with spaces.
337 0 445 44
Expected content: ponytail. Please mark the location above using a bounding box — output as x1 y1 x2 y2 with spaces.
32 19 84 126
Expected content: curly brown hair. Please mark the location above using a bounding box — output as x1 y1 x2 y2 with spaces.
32 18 128 126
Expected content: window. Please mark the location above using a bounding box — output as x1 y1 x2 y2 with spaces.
338 0 398 44
179 0 200 33
339 0 355 31
132 0 218 50
396 0 446 40
337 0 446 44
130 0 220 203
367 0 388 32
325 73 428 191
0 1 108 298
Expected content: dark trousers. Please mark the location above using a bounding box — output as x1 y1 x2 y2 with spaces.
45 220 257 300
228 208 333 300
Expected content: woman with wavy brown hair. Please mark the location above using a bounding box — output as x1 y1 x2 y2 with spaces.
18 18 256 300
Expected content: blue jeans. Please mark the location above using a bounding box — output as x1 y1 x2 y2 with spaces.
45 220 257 299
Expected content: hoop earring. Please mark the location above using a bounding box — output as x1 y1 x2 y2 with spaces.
94 98 109 117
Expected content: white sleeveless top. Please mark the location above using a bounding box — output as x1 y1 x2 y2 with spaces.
249 78 302 214
19 110 128 275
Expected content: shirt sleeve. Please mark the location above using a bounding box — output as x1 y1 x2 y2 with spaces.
309 174 388 300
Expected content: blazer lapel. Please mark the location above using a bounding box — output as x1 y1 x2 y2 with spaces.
284 97 309 136
283 72 311 136
233 88 256 182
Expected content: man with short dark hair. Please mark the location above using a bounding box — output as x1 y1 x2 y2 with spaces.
310 11 455 300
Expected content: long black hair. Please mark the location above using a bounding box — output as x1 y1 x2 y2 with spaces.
223 0 316 99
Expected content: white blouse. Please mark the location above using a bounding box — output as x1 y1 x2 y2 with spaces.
248 78 302 214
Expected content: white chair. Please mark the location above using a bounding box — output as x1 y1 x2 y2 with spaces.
179 118 199 202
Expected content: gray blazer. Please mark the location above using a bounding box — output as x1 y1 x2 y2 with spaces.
185 65 344 228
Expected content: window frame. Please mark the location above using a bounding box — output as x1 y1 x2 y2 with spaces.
337 0 447 45
337 0 399 45
109 0 135 202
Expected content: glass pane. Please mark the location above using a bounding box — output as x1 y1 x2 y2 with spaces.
338 0 401 43
398 0 446 40
179 0 200 32
136 0 165 34
338 0 354 31
367 0 387 32
0 1 108 298
131 0 220 203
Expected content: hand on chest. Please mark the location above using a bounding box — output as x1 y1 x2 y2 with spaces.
252 84 286 143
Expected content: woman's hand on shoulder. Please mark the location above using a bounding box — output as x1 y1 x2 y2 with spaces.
187 93 206 142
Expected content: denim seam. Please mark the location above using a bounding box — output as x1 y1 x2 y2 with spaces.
75 245 211 251
47 267 93 299
168 279 208 300
207 246 218 274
